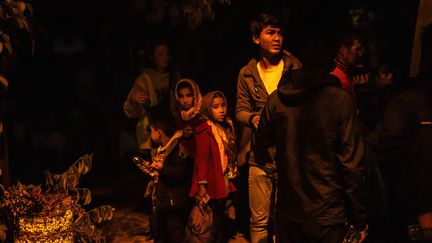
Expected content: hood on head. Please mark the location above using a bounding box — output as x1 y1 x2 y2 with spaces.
277 69 341 104
277 39 340 103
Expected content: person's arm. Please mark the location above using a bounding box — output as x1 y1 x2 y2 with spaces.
335 94 367 232
254 99 275 166
236 74 260 128
123 75 150 118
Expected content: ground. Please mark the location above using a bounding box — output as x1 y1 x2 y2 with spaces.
90 162 249 243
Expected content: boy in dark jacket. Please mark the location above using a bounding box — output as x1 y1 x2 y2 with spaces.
147 111 193 243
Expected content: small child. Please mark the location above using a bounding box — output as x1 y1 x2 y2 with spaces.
190 91 238 243
146 111 193 243
173 79 203 157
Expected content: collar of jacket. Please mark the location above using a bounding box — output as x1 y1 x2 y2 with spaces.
194 120 211 134
333 57 352 75
241 50 302 96
277 70 341 105
242 50 301 76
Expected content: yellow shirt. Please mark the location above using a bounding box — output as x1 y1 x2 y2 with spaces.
257 59 284 95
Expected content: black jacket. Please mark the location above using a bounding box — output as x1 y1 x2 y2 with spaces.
254 70 366 229
368 87 432 216
156 145 193 210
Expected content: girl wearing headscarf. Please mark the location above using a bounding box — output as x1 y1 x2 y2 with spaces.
189 91 238 243
172 79 203 157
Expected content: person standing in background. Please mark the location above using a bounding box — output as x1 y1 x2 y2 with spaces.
123 39 181 150
330 32 366 95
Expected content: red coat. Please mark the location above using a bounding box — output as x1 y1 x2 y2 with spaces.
189 121 236 199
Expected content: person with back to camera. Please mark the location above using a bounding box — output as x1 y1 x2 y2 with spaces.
123 39 181 150
254 40 368 243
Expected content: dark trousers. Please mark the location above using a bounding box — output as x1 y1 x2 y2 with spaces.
209 199 236 243
151 208 188 243
235 163 250 237
276 216 346 243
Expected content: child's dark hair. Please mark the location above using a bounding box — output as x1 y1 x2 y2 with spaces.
250 11 285 38
336 31 366 49
176 81 193 94
148 108 176 137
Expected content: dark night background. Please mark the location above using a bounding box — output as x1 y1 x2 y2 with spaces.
3 0 420 189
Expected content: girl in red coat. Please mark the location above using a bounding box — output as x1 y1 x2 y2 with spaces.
190 91 238 242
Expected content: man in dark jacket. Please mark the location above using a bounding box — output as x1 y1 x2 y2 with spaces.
254 41 367 242
367 24 432 242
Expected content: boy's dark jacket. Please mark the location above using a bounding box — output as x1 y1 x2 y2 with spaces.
155 144 192 210
254 69 367 230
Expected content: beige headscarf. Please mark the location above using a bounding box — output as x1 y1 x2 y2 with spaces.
174 78 202 121
200 91 237 177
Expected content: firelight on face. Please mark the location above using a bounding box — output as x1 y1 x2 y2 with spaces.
254 26 284 56
211 96 227 123
178 87 194 111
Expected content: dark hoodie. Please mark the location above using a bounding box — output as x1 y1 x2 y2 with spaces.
254 69 366 230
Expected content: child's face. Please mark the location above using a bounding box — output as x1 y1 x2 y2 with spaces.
149 126 162 145
178 87 194 111
211 96 227 123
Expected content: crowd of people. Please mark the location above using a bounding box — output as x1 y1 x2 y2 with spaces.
123 10 432 243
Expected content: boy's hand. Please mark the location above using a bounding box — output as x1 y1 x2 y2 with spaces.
152 153 165 171
196 184 210 204
359 231 367 243
152 160 163 171
252 115 260 129
353 224 368 243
